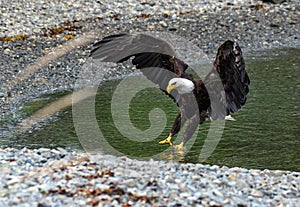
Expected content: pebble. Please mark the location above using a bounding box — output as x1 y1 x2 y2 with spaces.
3 48 10 55
250 189 264 198
159 20 168 28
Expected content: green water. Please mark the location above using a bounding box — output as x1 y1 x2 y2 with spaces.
3 48 300 171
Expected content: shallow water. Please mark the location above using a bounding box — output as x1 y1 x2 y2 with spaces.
2 48 300 171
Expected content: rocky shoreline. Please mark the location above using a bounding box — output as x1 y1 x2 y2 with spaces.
0 0 300 206
0 148 299 206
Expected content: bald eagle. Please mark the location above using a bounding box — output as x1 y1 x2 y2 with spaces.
90 33 250 148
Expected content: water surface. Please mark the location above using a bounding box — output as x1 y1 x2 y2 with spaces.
2 48 299 171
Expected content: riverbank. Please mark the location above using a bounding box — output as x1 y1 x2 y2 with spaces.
0 148 299 206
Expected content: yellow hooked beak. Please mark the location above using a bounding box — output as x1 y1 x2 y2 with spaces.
166 84 176 94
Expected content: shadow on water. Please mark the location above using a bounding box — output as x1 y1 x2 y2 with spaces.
2 48 299 171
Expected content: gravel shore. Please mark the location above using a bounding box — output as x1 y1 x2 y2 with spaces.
0 1 300 206
1 0 299 117
0 148 299 207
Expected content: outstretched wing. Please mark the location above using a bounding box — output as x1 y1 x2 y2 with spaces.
204 40 250 118
90 33 194 104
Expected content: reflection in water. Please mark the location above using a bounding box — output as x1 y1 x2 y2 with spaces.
158 149 185 163
2 48 300 171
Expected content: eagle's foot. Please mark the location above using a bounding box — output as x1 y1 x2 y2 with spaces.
159 136 173 146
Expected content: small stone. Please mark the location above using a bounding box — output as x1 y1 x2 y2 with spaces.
123 179 136 187
180 192 190 198
33 28 41 33
51 149 61 154
191 175 201 180
3 48 10 55
209 201 221 206
57 147 68 155
96 184 110 191
6 176 23 185
163 10 170 17
250 189 264 197
228 172 237 181
159 21 168 28
213 189 224 198
263 41 269 46
128 170 141 178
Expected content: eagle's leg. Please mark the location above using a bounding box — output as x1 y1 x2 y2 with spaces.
159 113 186 146
175 114 199 150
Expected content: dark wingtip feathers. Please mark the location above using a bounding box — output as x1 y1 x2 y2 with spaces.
89 33 129 57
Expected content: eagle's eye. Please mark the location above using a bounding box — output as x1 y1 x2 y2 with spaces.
171 82 177 85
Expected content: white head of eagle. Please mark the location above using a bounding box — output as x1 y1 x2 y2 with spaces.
167 78 195 94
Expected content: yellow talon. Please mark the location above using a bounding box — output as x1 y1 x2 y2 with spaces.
159 136 173 146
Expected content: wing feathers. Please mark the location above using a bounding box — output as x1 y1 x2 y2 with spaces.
212 40 250 114
90 33 192 105
90 33 176 62
90 33 189 77
90 34 250 118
